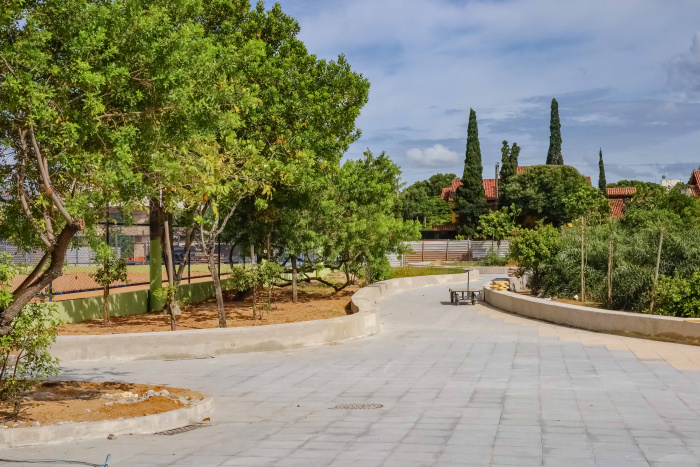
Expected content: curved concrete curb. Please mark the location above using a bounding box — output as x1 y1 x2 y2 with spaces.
50 271 478 362
0 397 213 449
484 288 700 345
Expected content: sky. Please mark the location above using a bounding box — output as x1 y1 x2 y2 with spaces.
270 0 700 185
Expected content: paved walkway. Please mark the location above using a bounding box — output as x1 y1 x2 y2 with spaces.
8 275 700 467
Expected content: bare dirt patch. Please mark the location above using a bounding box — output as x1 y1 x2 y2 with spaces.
59 283 358 335
0 381 203 428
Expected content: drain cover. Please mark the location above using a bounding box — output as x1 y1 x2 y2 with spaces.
330 403 383 410
155 423 207 436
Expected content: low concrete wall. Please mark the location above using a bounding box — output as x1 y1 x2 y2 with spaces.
0 397 213 449
51 271 479 362
472 266 509 275
55 279 234 324
484 288 700 345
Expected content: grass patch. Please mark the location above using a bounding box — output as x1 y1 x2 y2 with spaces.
389 266 465 279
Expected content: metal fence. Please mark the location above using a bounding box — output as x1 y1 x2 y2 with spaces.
2 223 254 297
387 240 510 266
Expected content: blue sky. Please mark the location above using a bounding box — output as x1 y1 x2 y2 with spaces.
270 0 700 185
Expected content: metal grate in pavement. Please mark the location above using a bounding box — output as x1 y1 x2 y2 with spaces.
155 423 207 436
330 403 383 410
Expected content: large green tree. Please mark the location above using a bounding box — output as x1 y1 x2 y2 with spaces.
546 98 563 165
398 173 456 228
454 109 486 236
598 149 607 192
0 0 214 332
501 165 596 227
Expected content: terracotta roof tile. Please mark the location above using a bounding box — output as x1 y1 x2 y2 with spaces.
606 187 636 197
441 178 498 202
609 198 626 218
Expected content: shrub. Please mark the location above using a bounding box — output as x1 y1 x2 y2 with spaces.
509 223 561 293
655 272 700 318
0 301 61 413
477 249 509 267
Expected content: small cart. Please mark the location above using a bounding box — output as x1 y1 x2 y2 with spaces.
449 268 480 305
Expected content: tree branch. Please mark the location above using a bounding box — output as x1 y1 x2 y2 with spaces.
29 125 73 224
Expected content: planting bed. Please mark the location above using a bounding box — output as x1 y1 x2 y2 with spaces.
0 381 203 428
59 284 357 335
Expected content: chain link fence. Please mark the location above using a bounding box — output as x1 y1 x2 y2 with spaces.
2 223 254 298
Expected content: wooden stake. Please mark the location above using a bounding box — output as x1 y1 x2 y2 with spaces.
649 230 663 314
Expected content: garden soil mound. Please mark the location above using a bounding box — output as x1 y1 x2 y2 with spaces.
0 381 203 428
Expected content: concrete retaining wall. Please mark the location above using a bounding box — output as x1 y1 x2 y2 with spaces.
484 288 700 345
51 271 478 362
0 397 213 449
54 279 233 324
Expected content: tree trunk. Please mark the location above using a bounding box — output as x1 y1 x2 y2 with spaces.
1 221 82 334
207 250 226 327
162 210 180 331
103 285 110 323
291 254 298 303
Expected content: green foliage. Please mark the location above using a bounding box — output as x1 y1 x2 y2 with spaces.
454 235 466 241
477 250 509 267
398 173 456 228
546 98 563 165
0 254 18 311
509 223 561 293
229 261 284 293
455 109 486 236
598 149 607 192
388 266 465 279
478 204 520 245
543 188 700 311
565 185 610 222
501 165 594 227
0 301 60 407
656 273 700 318
499 141 520 205
91 246 129 289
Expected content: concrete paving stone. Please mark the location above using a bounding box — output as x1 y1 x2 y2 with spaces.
489 454 542 465
173 455 231 466
12 276 700 466
221 457 280 466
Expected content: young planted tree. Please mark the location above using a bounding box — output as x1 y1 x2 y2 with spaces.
91 245 128 323
477 204 520 254
455 109 486 236
598 148 607 193
546 98 563 165
510 223 562 294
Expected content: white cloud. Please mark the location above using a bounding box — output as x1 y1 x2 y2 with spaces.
406 144 459 167
273 0 700 183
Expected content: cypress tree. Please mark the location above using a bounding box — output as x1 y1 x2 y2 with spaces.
510 142 521 170
500 142 520 206
455 109 486 236
598 148 607 192
500 140 512 180
546 98 563 165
